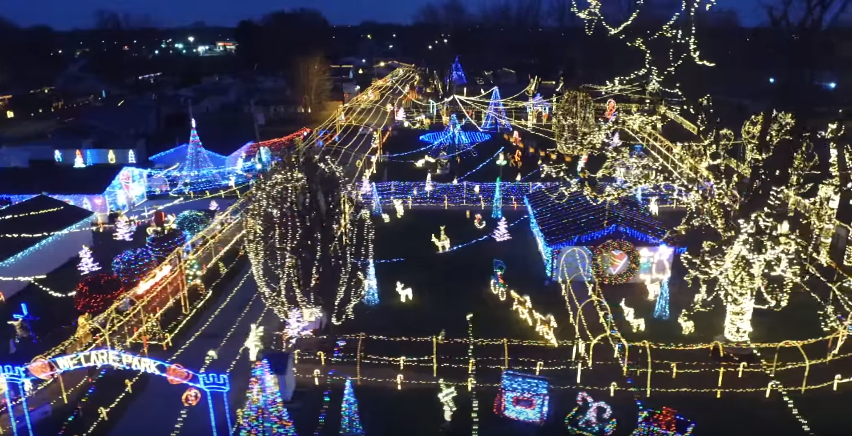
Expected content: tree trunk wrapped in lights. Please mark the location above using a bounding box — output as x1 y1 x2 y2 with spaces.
246 156 374 325
682 189 801 343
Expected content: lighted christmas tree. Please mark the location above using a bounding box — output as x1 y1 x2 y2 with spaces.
448 56 467 87
482 87 511 132
114 216 134 242
209 200 219 211
371 182 381 216
492 217 511 242
340 378 365 436
73 150 86 168
364 259 379 306
238 359 298 436
179 118 221 189
492 177 503 219
77 245 101 275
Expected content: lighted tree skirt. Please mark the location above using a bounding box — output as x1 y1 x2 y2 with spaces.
246 157 374 325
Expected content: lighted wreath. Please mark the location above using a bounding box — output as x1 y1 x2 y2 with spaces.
592 240 640 285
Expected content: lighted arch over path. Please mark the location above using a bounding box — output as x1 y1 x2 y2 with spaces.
0 349 231 436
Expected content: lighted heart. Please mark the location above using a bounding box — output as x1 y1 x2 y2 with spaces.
609 250 629 274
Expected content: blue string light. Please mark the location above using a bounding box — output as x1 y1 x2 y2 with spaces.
654 277 670 320
482 87 512 132
459 147 504 181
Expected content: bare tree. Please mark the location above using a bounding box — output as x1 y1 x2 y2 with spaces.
413 0 470 27
293 54 331 117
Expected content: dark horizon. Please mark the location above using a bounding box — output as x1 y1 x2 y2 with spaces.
3 0 767 31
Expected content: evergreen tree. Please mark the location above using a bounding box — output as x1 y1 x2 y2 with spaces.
77 245 101 275
448 56 467 87
492 177 503 219
340 378 365 435
482 87 511 132
114 216 134 241
363 259 379 306
239 359 298 436
492 217 512 241
179 118 221 189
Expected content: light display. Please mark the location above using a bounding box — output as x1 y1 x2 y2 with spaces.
438 379 457 422
492 217 511 242
631 406 695 436
619 299 645 332
340 378 365 436
494 370 549 425
74 150 86 168
282 307 316 346
238 359 297 436
246 157 373 325
431 226 450 252
74 274 123 314
418 114 490 155
177 119 222 191
112 247 156 288
103 167 147 213
146 229 187 262
474 214 486 229
77 245 101 275
363 259 379 306
482 87 511 132
565 391 616 436
245 324 264 361
54 149 62 162
174 210 212 239
209 200 219 211
396 282 412 303
592 240 640 285
448 56 467 87
114 216 134 241
371 182 381 216
653 278 670 320
491 177 502 219
128 150 136 164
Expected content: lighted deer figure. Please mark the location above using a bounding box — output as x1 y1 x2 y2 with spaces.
396 282 413 302
620 299 645 332
431 226 451 252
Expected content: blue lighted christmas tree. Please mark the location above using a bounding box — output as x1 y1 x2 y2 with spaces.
364 259 379 306
239 359 298 436
179 118 221 190
340 378 365 435
654 278 670 320
482 88 511 132
448 56 467 87
371 183 381 216
492 177 503 219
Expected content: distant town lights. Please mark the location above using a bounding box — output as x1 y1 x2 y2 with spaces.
188 36 195 43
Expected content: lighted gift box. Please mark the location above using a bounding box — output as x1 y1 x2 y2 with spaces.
494 370 550 425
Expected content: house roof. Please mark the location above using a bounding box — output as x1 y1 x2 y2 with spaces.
526 187 670 248
0 165 122 195
0 195 93 263
151 113 256 157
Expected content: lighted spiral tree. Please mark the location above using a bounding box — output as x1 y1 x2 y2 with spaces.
246 156 374 325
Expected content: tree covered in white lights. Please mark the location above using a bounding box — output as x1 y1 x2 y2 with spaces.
114 216 134 241
492 217 511 242
245 156 375 326
77 245 101 275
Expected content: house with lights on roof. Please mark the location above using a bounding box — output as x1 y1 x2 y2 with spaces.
0 195 94 298
0 164 147 218
525 186 679 284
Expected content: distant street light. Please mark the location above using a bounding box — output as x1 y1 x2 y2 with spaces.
188 36 195 44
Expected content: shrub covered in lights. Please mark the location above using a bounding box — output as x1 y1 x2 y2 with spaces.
494 370 550 425
146 229 187 262
112 247 157 288
74 274 124 314
174 210 212 239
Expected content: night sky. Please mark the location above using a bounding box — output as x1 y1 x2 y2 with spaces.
5 0 763 29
